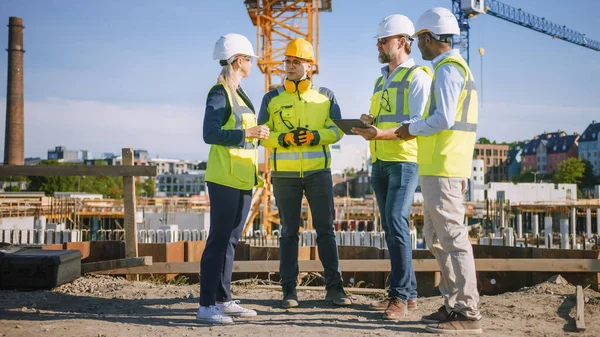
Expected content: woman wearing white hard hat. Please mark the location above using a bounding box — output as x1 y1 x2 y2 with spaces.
197 33 269 324
396 7 482 334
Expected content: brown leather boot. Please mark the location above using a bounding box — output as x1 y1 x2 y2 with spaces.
371 298 416 311
368 298 389 311
382 298 407 320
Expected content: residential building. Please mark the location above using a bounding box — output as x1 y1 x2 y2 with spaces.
333 170 371 198
134 149 149 161
79 150 92 161
520 131 566 174
110 156 204 175
535 139 549 174
157 170 206 197
520 139 539 172
146 158 205 175
47 146 79 162
469 159 485 202
506 145 522 180
578 121 600 175
473 143 509 182
547 134 579 172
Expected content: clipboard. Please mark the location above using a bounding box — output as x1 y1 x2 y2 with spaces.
332 119 369 135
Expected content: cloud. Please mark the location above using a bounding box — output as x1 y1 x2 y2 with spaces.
0 97 209 160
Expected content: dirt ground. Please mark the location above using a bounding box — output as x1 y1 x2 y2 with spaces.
1 274 599 337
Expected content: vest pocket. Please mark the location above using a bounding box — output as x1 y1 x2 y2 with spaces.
274 105 295 130
229 150 255 185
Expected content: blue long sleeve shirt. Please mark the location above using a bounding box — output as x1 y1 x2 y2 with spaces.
203 85 255 147
409 49 466 137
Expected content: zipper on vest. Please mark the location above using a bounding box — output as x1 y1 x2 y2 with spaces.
298 92 305 178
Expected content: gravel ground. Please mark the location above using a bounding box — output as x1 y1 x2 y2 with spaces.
0 274 599 337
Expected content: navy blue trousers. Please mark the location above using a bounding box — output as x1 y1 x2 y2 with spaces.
273 171 342 287
199 182 251 306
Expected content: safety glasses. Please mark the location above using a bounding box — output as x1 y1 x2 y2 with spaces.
380 89 391 113
283 59 304 67
377 35 413 45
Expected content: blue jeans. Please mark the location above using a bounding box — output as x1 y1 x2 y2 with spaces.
272 171 342 288
199 182 251 306
371 160 419 301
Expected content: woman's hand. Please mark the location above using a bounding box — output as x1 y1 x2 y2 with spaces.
245 125 270 140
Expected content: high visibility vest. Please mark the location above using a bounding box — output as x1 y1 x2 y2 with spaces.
417 54 478 178
260 85 343 178
369 65 432 163
205 83 262 190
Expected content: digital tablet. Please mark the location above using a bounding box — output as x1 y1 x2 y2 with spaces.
332 119 369 135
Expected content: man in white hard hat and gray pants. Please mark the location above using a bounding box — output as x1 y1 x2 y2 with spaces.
396 7 482 335
352 14 431 321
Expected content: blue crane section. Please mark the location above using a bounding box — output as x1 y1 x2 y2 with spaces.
452 0 600 63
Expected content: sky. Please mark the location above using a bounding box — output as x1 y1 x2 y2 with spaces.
0 0 598 161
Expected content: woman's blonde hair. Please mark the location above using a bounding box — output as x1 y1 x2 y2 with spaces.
218 55 246 91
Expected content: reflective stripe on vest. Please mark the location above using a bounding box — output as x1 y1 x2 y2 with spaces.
417 54 478 178
265 84 340 178
374 65 419 124
426 72 477 132
369 65 427 164
228 89 258 150
275 151 329 160
326 122 342 141
205 84 260 190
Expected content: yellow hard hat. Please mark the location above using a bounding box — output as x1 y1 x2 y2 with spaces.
284 38 314 62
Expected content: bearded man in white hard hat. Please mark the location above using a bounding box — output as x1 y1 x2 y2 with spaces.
352 14 432 321
395 7 482 335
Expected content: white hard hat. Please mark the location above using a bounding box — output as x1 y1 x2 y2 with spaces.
413 7 460 37
212 33 258 62
373 14 415 39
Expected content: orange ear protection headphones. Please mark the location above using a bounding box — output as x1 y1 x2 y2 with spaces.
284 77 311 94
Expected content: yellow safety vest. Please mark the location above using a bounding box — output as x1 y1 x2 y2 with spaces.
205 83 262 190
260 85 343 178
369 65 432 163
417 54 478 178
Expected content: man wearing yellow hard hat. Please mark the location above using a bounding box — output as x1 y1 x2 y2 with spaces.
257 38 350 309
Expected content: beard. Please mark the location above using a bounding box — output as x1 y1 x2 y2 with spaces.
378 51 391 64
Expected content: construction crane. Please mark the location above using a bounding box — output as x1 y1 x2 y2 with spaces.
242 0 331 236
453 0 600 64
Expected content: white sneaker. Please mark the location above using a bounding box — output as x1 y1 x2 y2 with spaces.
217 300 257 317
196 305 234 324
